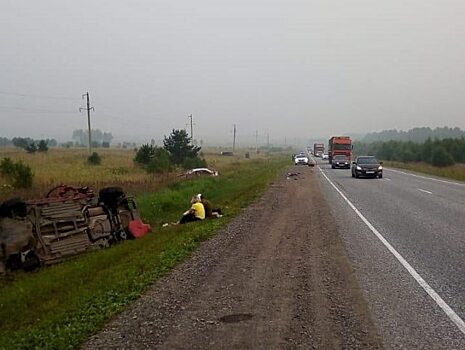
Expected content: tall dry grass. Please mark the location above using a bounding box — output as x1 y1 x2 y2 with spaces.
0 148 271 202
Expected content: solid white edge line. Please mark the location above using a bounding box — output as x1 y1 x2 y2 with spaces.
418 189 433 194
318 166 465 335
386 168 465 187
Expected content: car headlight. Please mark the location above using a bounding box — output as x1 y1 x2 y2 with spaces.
378 166 383 170
356 165 362 170
336 162 340 165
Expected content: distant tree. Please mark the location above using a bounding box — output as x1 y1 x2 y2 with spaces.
25 142 37 154
37 140 48 152
12 137 33 149
163 129 201 165
431 146 455 167
72 129 113 146
0 137 12 147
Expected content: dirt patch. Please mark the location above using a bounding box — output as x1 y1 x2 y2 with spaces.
84 166 383 349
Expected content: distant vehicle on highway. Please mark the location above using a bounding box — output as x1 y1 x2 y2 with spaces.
294 154 309 165
331 155 350 169
351 156 383 178
322 154 329 160
328 136 352 164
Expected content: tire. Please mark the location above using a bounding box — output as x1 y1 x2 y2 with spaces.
378 173 383 179
355 172 359 178
331 165 335 169
99 187 125 208
23 251 40 272
0 198 27 218
351 172 355 178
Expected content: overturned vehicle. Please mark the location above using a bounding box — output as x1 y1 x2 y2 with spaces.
0 185 148 273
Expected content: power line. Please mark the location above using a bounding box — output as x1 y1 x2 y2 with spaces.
0 105 78 114
0 90 80 100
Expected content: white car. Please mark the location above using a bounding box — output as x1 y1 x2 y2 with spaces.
294 155 309 165
322 154 329 160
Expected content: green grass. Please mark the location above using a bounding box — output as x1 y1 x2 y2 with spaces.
385 161 465 182
0 157 288 350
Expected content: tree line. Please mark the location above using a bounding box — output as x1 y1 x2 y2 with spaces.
361 126 465 143
353 138 465 167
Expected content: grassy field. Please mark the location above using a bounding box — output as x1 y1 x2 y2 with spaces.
0 149 288 350
385 161 465 182
0 147 266 202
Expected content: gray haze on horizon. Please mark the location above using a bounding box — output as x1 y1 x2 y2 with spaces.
1 0 465 146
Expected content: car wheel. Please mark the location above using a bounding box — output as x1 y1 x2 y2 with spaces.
378 174 383 179
355 172 359 178
331 165 335 169
351 171 355 178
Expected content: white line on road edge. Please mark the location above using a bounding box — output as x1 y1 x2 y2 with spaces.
386 168 465 187
318 166 465 336
418 188 433 194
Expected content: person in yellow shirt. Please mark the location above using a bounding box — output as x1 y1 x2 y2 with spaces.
179 195 205 224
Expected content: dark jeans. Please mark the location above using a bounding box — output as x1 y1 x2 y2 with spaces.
179 213 202 224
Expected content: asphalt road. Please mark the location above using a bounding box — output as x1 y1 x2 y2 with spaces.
316 158 465 349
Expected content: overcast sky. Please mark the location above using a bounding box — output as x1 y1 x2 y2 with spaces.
1 0 465 145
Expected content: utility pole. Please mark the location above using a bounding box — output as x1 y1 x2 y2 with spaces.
255 130 258 153
267 133 270 149
187 114 194 143
232 124 236 153
79 92 94 155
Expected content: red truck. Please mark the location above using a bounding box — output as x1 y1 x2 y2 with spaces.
328 136 352 164
313 143 324 157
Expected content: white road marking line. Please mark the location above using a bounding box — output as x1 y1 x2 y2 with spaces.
386 168 465 187
418 188 433 194
385 178 392 181
318 166 465 335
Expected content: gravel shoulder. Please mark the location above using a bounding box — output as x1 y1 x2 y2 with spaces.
84 166 383 349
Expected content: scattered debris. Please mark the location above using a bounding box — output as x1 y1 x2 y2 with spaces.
286 172 301 180
180 168 219 178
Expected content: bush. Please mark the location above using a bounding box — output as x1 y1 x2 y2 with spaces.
87 152 101 165
37 140 48 152
0 157 16 176
146 149 173 174
181 156 207 170
25 142 37 154
430 146 455 167
0 158 34 188
134 144 157 165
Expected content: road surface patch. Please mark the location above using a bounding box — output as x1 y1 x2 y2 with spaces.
387 168 465 187
318 166 465 336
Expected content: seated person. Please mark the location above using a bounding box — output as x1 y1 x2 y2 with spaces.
197 193 222 218
179 195 205 224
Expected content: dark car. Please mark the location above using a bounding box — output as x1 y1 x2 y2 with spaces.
351 156 383 178
331 155 350 169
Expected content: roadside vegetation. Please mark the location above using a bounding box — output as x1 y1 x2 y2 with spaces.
354 138 465 182
0 151 288 349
